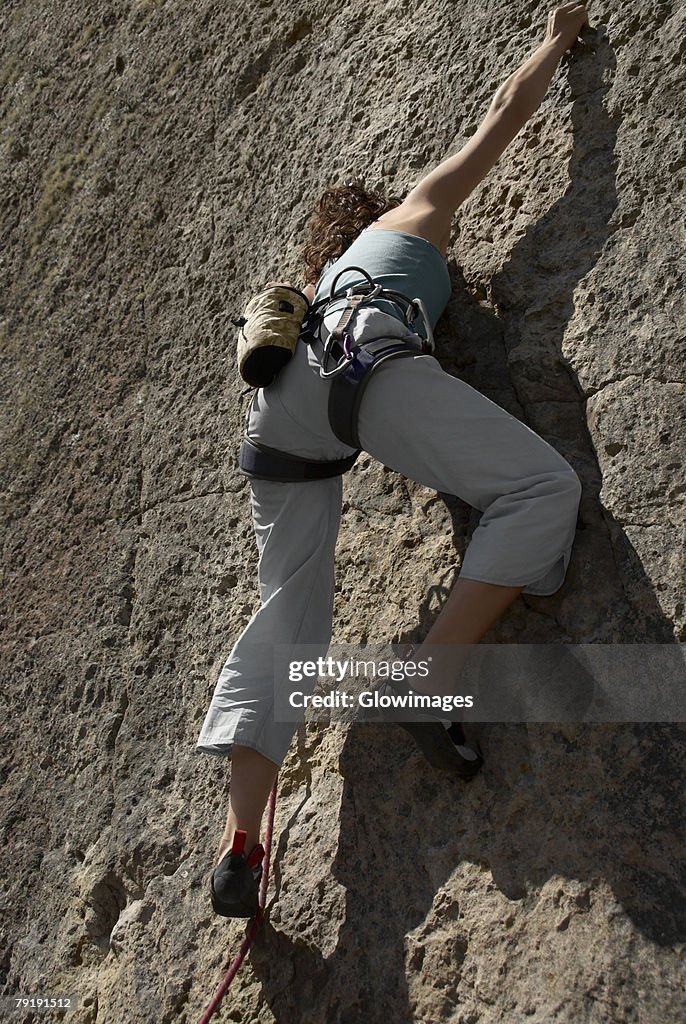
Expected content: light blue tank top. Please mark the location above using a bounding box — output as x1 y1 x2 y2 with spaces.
313 227 451 338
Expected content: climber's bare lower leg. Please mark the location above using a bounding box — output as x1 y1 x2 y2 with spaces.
414 577 523 695
215 745 278 865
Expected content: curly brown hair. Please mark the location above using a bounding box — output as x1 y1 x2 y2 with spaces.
302 178 403 286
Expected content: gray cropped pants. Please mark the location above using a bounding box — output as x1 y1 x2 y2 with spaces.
196 308 582 767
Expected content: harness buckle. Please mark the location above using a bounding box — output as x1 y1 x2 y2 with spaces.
350 283 383 304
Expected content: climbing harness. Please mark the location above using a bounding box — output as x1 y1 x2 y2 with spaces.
237 266 435 480
197 774 279 1024
235 284 311 388
309 264 434 377
308 266 435 450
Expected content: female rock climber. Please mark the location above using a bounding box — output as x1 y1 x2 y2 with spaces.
197 2 591 917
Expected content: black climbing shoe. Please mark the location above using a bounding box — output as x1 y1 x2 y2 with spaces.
399 719 483 780
371 650 484 779
210 829 264 919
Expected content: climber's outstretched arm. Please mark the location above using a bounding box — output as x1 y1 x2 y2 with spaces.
384 3 590 247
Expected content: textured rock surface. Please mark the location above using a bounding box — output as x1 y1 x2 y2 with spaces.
1 1 685 1022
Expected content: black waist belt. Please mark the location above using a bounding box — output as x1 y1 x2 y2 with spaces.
239 436 359 482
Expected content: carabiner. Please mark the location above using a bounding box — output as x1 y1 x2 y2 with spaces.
360 283 383 304
411 297 435 353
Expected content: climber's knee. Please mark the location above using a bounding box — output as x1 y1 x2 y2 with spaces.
556 467 583 516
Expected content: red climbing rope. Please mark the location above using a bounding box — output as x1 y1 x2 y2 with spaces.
197 775 279 1024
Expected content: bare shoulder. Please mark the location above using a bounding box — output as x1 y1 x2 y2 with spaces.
367 207 450 258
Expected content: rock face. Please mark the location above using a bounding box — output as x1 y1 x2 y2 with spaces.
1 1 684 1022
